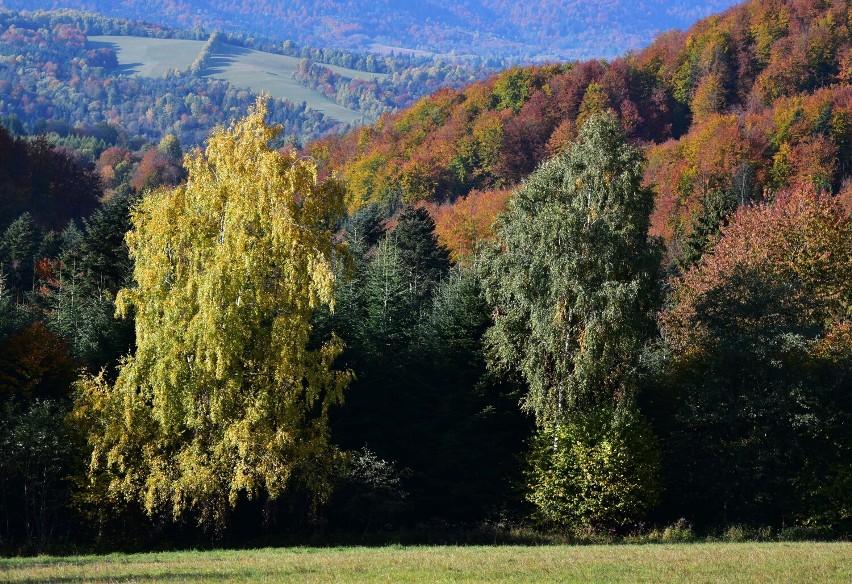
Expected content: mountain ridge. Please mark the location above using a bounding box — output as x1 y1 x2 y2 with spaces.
0 0 742 60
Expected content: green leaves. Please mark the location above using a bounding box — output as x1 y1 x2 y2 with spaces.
481 113 662 529
482 113 660 424
527 407 660 530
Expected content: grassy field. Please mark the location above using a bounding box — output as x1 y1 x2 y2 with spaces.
1 543 850 583
87 36 385 124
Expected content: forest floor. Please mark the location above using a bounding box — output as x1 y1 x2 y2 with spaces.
1 542 850 582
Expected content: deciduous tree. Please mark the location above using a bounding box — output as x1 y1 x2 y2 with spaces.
73 100 351 531
481 113 662 529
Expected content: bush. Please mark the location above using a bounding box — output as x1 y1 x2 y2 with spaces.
526 407 661 532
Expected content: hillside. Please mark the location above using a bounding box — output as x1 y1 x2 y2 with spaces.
309 0 852 262
88 35 385 124
1 0 741 61
0 9 486 149
0 11 344 147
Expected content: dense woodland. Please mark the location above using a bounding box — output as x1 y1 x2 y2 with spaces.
0 9 488 149
0 0 850 554
2 0 741 60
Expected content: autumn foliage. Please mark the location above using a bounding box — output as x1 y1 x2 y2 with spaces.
310 0 851 262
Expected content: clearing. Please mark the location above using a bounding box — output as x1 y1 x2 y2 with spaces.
87 35 386 125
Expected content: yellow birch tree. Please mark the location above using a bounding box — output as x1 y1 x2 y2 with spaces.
73 99 350 531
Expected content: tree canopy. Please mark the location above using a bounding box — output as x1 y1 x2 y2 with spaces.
74 100 351 531
480 113 662 528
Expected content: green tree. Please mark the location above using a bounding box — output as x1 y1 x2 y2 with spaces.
481 113 662 529
73 100 351 532
391 206 451 306
0 213 40 296
157 134 183 162
680 188 739 268
49 192 136 370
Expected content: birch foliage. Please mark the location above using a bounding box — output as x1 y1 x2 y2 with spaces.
480 113 662 528
74 100 350 530
481 113 660 425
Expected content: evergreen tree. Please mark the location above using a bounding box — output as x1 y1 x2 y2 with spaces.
0 213 40 297
391 206 451 304
680 188 739 268
78 191 136 294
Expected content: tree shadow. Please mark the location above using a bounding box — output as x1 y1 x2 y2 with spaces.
204 44 253 75
84 39 141 75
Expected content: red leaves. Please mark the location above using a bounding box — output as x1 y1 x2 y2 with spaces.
663 185 851 353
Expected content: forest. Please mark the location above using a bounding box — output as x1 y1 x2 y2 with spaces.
0 9 489 150
2 0 742 61
0 0 850 555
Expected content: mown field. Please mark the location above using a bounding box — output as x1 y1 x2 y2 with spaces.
87 36 385 124
2 543 850 583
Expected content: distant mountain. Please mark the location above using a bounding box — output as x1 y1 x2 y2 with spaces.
0 1 741 60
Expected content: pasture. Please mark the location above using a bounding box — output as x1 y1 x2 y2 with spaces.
2 542 850 583
87 36 384 124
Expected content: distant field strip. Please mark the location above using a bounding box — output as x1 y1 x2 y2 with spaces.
2 542 850 583
87 36 384 124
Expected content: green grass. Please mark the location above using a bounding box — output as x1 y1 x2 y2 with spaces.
2 543 850 583
87 36 386 124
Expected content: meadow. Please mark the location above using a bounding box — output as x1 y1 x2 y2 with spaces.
1 543 850 583
87 36 385 124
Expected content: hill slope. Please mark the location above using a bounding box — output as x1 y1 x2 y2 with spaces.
1 0 741 60
88 35 384 124
308 0 851 261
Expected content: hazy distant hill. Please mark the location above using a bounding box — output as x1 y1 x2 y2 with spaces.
0 0 741 60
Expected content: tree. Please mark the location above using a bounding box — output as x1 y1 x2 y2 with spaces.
391 206 451 306
0 213 40 296
156 134 183 162
657 185 852 530
481 113 662 529
73 100 351 532
680 188 740 269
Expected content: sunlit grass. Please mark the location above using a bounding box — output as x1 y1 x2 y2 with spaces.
2 542 850 583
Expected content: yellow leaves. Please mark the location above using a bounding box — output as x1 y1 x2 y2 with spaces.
74 98 350 531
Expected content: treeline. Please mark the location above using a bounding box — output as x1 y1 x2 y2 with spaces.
0 10 495 132
0 12 343 147
0 16 342 145
188 32 219 76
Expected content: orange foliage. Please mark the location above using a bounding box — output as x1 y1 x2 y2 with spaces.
663 184 852 353
306 0 851 258
429 188 513 262
646 85 852 249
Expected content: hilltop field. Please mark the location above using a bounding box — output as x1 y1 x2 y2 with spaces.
88 35 386 124
2 543 850 583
